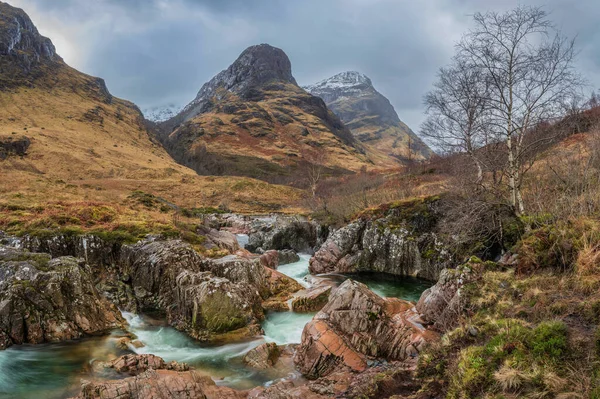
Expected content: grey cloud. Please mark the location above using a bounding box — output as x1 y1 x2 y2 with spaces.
7 0 600 131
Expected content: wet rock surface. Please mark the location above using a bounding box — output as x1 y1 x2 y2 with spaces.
291 286 332 313
0 246 124 350
294 280 437 379
170 270 264 342
75 355 246 399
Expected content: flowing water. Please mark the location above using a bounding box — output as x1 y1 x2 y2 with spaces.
0 234 431 398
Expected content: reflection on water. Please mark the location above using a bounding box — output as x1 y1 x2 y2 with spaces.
0 248 432 397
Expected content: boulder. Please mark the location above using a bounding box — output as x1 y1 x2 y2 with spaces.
259 250 279 269
309 216 449 281
197 225 240 252
291 286 331 313
0 246 124 350
74 355 246 399
294 280 437 379
247 216 327 253
169 270 264 342
277 249 300 265
98 354 188 375
120 239 204 311
262 267 303 311
416 261 483 331
243 342 281 369
204 255 269 299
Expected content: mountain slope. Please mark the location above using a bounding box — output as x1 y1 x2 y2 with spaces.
304 71 433 162
159 44 378 182
0 2 299 213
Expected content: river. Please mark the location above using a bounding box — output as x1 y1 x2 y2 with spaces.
0 236 431 398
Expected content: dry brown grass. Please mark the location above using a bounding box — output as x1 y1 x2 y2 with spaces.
0 64 305 218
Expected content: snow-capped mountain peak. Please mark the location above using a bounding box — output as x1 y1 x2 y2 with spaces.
142 104 182 123
304 71 372 92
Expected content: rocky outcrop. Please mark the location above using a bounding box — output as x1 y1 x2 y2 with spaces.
309 198 450 281
247 216 327 253
197 225 240 252
0 135 30 160
120 239 205 311
75 355 246 399
204 254 269 298
0 246 124 350
170 270 264 341
294 280 437 379
0 2 60 85
416 260 483 331
278 249 300 265
291 286 331 313
97 354 189 375
262 266 303 311
243 342 281 369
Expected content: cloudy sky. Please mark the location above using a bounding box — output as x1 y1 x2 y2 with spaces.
9 0 600 131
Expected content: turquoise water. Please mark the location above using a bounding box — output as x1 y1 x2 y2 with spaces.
0 245 431 397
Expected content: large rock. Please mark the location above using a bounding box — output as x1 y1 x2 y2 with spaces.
197 225 240 252
97 354 189 375
204 255 269 298
291 286 331 313
120 239 204 311
262 267 303 311
75 355 246 399
309 198 449 281
243 342 281 369
169 270 264 341
294 280 437 379
278 249 300 265
416 261 483 331
247 216 327 253
0 135 31 160
0 246 124 350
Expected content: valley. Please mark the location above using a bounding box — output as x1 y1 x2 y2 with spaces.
1 1 600 398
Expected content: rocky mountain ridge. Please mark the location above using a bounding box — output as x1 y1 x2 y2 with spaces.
157 44 375 181
305 71 433 162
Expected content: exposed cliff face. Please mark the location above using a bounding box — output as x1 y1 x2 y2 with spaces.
0 245 124 350
305 71 433 162
0 1 60 86
309 197 451 281
159 44 372 181
246 215 329 254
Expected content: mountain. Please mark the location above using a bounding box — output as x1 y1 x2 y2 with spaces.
304 71 433 161
158 44 375 182
143 104 182 123
0 2 298 213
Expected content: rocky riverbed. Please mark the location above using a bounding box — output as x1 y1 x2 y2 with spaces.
0 211 466 398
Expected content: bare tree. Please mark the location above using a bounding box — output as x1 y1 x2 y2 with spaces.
300 148 326 200
458 6 583 215
422 57 491 185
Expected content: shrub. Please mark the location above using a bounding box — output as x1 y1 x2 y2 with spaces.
530 321 568 362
